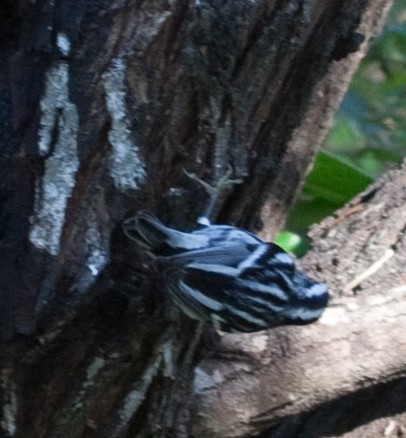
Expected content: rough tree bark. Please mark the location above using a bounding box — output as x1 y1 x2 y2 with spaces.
0 1 403 438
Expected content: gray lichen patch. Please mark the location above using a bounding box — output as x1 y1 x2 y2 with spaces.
30 59 79 256
74 208 109 293
70 356 107 411
119 354 162 424
103 58 146 191
38 62 73 155
56 32 71 57
86 247 108 278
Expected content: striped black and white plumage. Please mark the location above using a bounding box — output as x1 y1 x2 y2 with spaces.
123 211 329 333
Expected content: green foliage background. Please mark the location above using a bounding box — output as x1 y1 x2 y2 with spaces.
277 0 406 254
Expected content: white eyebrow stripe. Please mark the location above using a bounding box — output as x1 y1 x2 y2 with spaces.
237 245 268 271
273 252 293 265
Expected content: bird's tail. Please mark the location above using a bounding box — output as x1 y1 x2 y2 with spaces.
123 211 208 256
123 211 171 251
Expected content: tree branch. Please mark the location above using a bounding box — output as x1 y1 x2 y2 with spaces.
192 162 406 437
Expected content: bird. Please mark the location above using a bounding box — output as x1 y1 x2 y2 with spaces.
122 210 329 333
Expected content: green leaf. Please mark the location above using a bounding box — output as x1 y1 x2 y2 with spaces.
286 198 338 232
283 0 406 254
304 151 373 205
275 231 303 253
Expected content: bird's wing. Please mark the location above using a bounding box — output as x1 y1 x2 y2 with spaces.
163 247 292 333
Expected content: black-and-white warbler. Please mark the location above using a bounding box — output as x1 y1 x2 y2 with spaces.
123 211 328 333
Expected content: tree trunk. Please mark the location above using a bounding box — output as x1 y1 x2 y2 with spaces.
0 1 401 437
